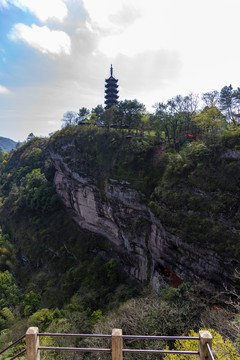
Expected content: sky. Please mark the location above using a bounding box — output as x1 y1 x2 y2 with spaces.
1 0 240 141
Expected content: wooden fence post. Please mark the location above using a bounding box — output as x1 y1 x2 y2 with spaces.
112 328 123 360
26 327 40 360
199 330 212 360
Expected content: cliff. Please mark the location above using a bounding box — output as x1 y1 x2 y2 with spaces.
49 129 239 292
1 127 239 295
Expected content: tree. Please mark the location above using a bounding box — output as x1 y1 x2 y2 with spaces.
139 114 151 132
153 102 172 145
153 94 199 148
91 105 104 124
0 228 16 272
219 85 240 125
166 99 186 146
0 147 3 163
180 94 199 135
61 111 78 127
232 87 240 123
114 99 146 130
168 94 199 115
77 107 90 124
23 168 56 212
26 133 35 142
89 112 98 125
219 85 235 123
202 90 219 108
153 99 188 148
192 106 225 133
103 105 117 129
23 290 41 316
0 271 21 309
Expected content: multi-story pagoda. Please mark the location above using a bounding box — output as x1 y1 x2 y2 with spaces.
104 65 119 109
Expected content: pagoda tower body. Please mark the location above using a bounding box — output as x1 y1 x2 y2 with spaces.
104 65 119 109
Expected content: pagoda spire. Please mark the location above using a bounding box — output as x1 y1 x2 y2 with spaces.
104 65 119 109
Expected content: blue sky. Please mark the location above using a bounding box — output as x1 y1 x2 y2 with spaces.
1 0 240 141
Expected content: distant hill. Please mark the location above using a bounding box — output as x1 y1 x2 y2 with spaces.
0 136 17 152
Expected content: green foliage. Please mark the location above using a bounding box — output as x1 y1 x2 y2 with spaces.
22 147 42 167
193 106 226 133
1 307 14 324
22 168 57 212
153 95 199 148
0 271 21 309
91 309 104 324
0 227 16 271
22 290 41 316
29 308 63 332
220 127 240 148
163 329 240 360
113 99 146 130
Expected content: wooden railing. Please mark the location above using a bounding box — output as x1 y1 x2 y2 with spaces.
1 327 215 360
0 334 26 360
27 327 214 360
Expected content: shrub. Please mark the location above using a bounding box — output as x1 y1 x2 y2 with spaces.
163 329 240 360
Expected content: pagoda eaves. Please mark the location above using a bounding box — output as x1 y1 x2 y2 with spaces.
104 65 119 109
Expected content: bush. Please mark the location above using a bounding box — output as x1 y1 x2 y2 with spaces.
163 329 240 360
0 271 21 309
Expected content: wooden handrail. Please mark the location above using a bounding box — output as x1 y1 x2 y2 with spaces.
8 327 214 360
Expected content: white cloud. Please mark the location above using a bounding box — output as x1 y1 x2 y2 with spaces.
82 0 141 33
9 23 71 55
0 85 10 94
83 0 240 61
116 50 181 91
9 0 68 22
0 0 8 7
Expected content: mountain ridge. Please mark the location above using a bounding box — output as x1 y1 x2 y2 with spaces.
0 136 17 152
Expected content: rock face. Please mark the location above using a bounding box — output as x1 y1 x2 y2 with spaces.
51 153 236 291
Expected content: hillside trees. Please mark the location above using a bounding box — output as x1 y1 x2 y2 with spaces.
59 84 240 137
0 227 16 271
219 85 235 124
103 105 117 129
0 271 21 309
219 85 240 125
112 99 146 130
153 95 199 147
77 107 90 124
23 168 57 212
61 111 78 127
202 90 219 107
192 106 226 133
92 104 104 123
0 270 21 331
0 140 58 214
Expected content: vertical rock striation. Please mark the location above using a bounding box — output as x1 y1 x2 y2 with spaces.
51 153 236 291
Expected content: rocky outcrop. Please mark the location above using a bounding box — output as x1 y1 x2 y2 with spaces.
51 152 237 291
